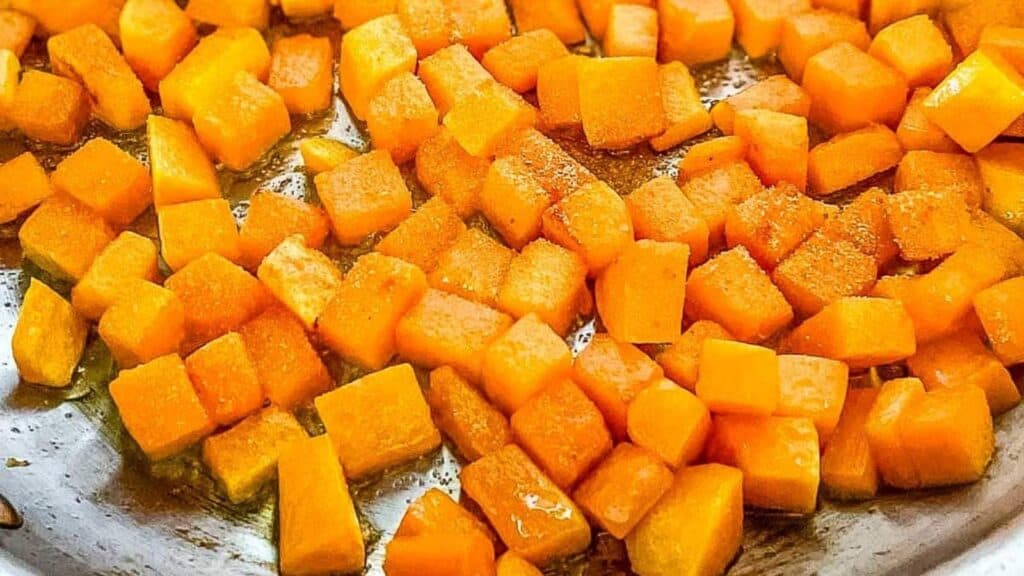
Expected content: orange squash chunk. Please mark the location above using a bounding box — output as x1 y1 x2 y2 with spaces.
808 124 904 196
820 387 879 500
679 137 747 181
418 44 494 116
909 330 1020 415
428 366 511 461
377 197 465 273
339 14 417 121
626 177 709 266
445 0 513 57
536 55 585 129
511 379 613 489
147 116 220 207
268 34 333 115
482 313 572 415
165 253 272 351
109 354 214 460
415 128 490 218
367 72 439 165
579 56 665 150
0 10 34 58
966 211 1024 278
596 240 689 344
710 74 811 135
679 160 764 247
461 444 591 566
98 280 185 369
542 181 634 275
185 332 263 427
496 242 589 337
334 0 396 29
625 464 744 576
185 0 269 28
577 0 653 40
482 29 569 93
47 24 151 130
384 532 495 576
974 276 1024 366
706 414 820 512
19 195 114 281
734 110 809 191
773 234 878 317
10 70 91 146
729 0 812 58
395 487 495 540
943 0 1022 56
10 0 120 37
496 552 544 576
496 128 598 201
650 62 713 151
157 198 241 272
573 443 673 539
976 142 1024 235
818 187 898 267
298 137 359 174
869 15 952 89
396 289 513 383
658 0 735 65
52 138 153 227
509 0 587 44
803 42 909 134
786 297 916 369
896 87 961 153
775 354 848 442
864 377 930 489
396 0 452 58
444 80 536 158
657 321 733 391
812 0 864 16
980 25 1024 73
0 152 53 224
778 9 870 83
885 188 970 261
697 339 779 415
685 246 793 342
573 333 663 441
257 235 342 330
238 192 330 270
315 149 412 245
318 252 427 370
71 232 159 321
867 0 939 35
240 307 331 409
119 0 197 91
480 157 551 250
201 406 306 503
725 185 827 269
894 150 982 208
277 435 365 576
627 379 711 468
12 279 88 388
429 229 513 307
604 4 659 57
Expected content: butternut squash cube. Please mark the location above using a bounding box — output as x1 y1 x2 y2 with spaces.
775 354 848 441
52 138 153 227
573 443 673 539
482 29 569 93
415 128 490 217
482 313 572 415
395 486 495 540
396 0 452 57
280 0 335 19
734 109 809 191
626 177 709 266
604 4 659 57
367 72 439 165
901 385 994 488
578 0 653 40
786 297 916 369
725 185 827 269
109 354 215 460
316 363 441 479
867 0 939 35
480 157 551 250
772 234 878 317
908 330 1020 415
579 56 666 150
257 235 341 330
697 339 779 415
318 252 427 370
334 0 395 29
0 10 35 58
71 232 158 321
497 239 589 335
974 276 1024 366
729 0 812 58
201 406 306 503
384 532 495 576
268 34 333 115
980 25 1024 74
808 124 904 196
427 366 511 461
679 160 765 247
496 553 544 576
185 332 263 427
10 70 91 146
885 188 970 261
339 14 416 120
119 0 197 91
869 15 952 89
897 87 960 153
976 143 1024 234
147 115 221 207
542 181 634 275
429 228 514 308
658 0 735 66
12 279 88 387
679 136 748 181
0 152 52 225
863 376 923 489
239 192 330 271
98 280 186 369
314 149 412 245
818 187 898 267
509 0 587 45
895 150 982 208
496 128 598 201
657 320 733 391
710 74 811 134
820 387 879 500
298 137 359 174
444 0 513 57
627 380 711 468
239 306 331 408
965 211 1024 278
537 55 585 129
10 0 122 37
418 44 493 116
376 196 465 273
186 0 270 28
778 9 870 83
157 198 241 272
650 62 713 152
443 80 536 158
19 195 114 281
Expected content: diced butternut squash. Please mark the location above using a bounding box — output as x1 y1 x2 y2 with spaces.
542 181 634 275
908 330 1020 415
109 354 214 460
650 62 713 151
479 157 551 250
299 137 359 174
418 44 494 116
657 321 733 390
10 0 121 37
185 332 263 427
697 339 779 415
867 0 939 35
461 445 591 566
12 279 88 388
280 0 335 19
679 161 765 247
367 72 439 165
47 24 151 130
157 198 241 272
0 10 35 58
577 0 653 40
626 177 709 266
536 55 585 129
428 366 511 461
384 532 496 576
443 80 536 158
772 234 878 317
604 4 659 57
803 42 909 134
775 354 848 442
495 552 544 576
974 276 1024 366
415 128 490 217
734 109 809 191
778 9 870 83
578 56 666 150
396 0 452 57
573 443 673 539
976 142 1024 234
980 25 1024 73
785 297 916 369
482 313 572 415
429 229 514 307
625 464 744 576
98 280 185 369
678 136 748 180
596 240 689 344
808 124 904 196
334 0 395 29
729 0 812 58
201 406 306 502
257 235 342 330
896 87 961 153
396 288 513 383
942 0 1023 56
705 414 820 512
377 197 465 273
0 152 53 224
19 195 114 281
240 306 331 408
52 138 152 227
627 380 711 468
444 0 513 57
863 377 923 488
820 387 879 500
869 15 952 89
119 0 197 91
186 0 270 28
894 150 981 208
71 232 159 321
482 29 569 93
147 116 220 207
239 192 330 271
339 14 416 120
658 0 735 65
509 0 587 44
395 487 495 540
966 211 1024 277
268 34 333 115
10 70 91 146
885 188 970 261
818 187 898 267
496 128 598 200
725 185 827 269
314 149 412 245
710 74 811 134
278 435 365 575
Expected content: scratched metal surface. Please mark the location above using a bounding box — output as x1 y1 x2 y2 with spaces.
1 12 1023 576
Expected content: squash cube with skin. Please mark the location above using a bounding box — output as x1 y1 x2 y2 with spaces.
909 330 1020 415
316 363 441 479
496 128 598 201
680 160 765 247
772 234 878 318
334 0 396 29
0 152 52 225
193 71 292 172
98 280 186 369
185 333 264 427
19 195 114 282
418 44 494 117
627 380 711 468
785 297 916 369
818 187 898 267
604 4 659 58
314 150 412 245
428 366 512 461
119 0 197 91
865 377 925 489
0 10 35 58
186 0 269 29
202 406 307 503
729 0 812 59
47 24 151 130
268 34 333 115
710 74 811 135
974 277 1024 366
147 116 221 207
443 81 536 158
257 235 343 330
734 109 809 191
821 387 879 500
71 232 159 321
10 0 122 38
778 9 871 83
803 42 909 134
429 229 514 308
12 279 88 388
158 199 241 272
396 0 452 58
298 137 359 174
109 355 215 461
339 14 416 120
511 380 613 490
318 252 428 370
697 339 779 416
415 128 490 218
775 354 849 442
808 124 904 196
10 71 91 146
396 486 496 540
444 0 513 58
650 62 713 152
52 138 153 227
384 533 495 576
577 0 653 40
482 313 572 415
976 142 1024 234
509 0 586 45
885 188 970 261
657 321 733 391
896 88 960 153
278 435 365 576
573 443 673 540
537 55 585 129
627 177 709 266
238 191 330 271
895 150 983 209
240 307 331 409
396 289 513 384
496 553 544 576
579 57 665 150
869 15 952 89
496 238 590 335
625 464 744 576
725 184 828 269
658 0 735 66
367 72 439 165
480 157 552 250
376 197 466 274
482 29 569 94
542 181 634 276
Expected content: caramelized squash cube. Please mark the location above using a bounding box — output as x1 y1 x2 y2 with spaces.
119 0 197 91
895 150 982 208
0 10 35 58
908 330 1020 415
604 4 659 58
482 313 572 414
10 0 121 37
147 115 221 207
239 192 330 271
158 198 241 272
536 54 585 129
444 0 513 57
979 25 1024 73
679 160 764 247
885 188 970 261
257 235 341 330
496 553 544 576
729 0 812 58
384 533 495 576
658 0 735 66
867 0 939 35
367 72 439 165
185 0 270 28
679 136 748 181
869 15 952 89
415 128 490 217
71 232 159 321
627 379 711 468
12 279 88 387
0 152 53 225
430 229 514 308
785 297 916 369
240 306 331 408
298 137 359 174
896 87 960 153
98 280 186 369
315 149 412 245
733 109 809 191
19 195 114 281
626 177 709 266
772 234 878 317
480 157 551 250
657 320 733 390
577 0 654 40
775 354 849 441
725 185 827 269
418 44 493 116
396 0 452 58
697 339 779 415
10 70 91 146
974 276 1024 366
268 34 333 115
509 0 587 45
427 366 511 461
185 332 263 427
820 387 879 500
376 197 465 273
496 239 589 335
573 443 673 539
808 124 904 196
778 9 870 83
579 56 665 150
862 376 923 489
482 29 569 93
334 0 396 29
52 138 153 227
650 61 713 152
542 181 634 275
395 486 495 540
496 128 598 201
976 142 1024 234
443 80 536 158
339 14 416 120
710 74 811 134
817 187 898 267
